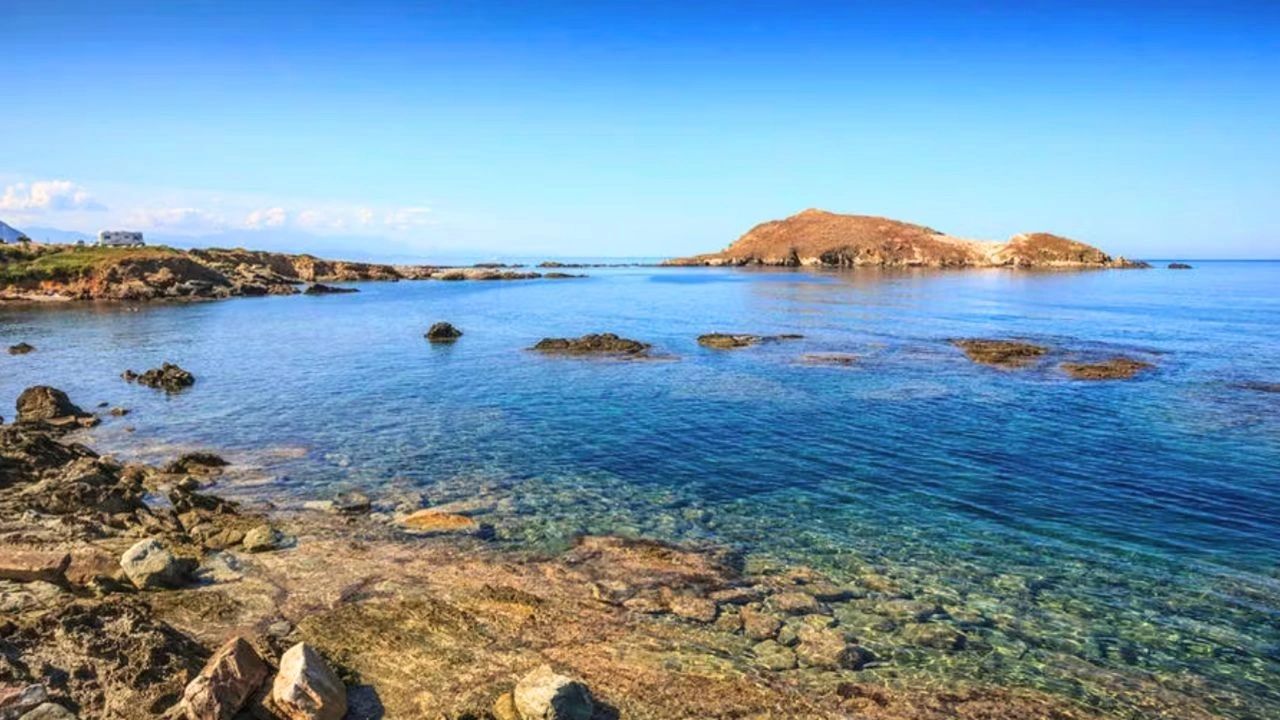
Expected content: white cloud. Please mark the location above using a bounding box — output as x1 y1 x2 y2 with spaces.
384 206 432 231
245 206 288 228
126 207 227 233
0 180 106 212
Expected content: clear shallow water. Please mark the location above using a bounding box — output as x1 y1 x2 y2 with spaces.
3 262 1279 717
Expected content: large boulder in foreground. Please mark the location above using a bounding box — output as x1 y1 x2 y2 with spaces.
512 665 593 720
271 643 347 720
532 333 650 357
666 209 1144 268
120 539 194 590
15 386 94 426
179 636 270 720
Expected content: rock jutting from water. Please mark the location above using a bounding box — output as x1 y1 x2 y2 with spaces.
1060 357 1154 380
665 209 1148 268
425 321 463 342
123 362 196 392
1168 262 1193 269
531 333 651 357
697 333 804 349
13 386 97 430
8 342 35 355
951 339 1049 368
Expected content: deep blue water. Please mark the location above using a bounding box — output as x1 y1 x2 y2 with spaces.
3 262 1279 717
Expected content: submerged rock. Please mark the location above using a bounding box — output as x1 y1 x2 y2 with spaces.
512 665 593 720
271 642 347 720
179 636 270 720
798 353 858 367
697 333 803 349
1060 357 1153 380
398 510 480 535
125 363 196 392
532 333 651 357
795 630 873 670
120 539 194 590
8 342 35 355
751 640 798 671
951 339 1048 368
303 283 358 295
425 321 463 342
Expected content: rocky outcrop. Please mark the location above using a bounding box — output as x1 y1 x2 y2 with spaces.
532 333 651 357
14 387 93 427
1061 357 1154 380
124 363 195 392
163 452 228 475
952 339 1048 368
425 322 463 342
1168 262 1193 269
667 209 1146 269
8 342 34 355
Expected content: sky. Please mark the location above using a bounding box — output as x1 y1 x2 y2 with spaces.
1 0 1277 259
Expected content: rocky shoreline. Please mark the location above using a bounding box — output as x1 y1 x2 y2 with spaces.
3 383 1219 720
0 245 583 303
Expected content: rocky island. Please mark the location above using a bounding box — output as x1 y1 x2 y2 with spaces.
666 209 1146 269
0 245 568 302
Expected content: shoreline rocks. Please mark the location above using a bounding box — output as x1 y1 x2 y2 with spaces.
179 636 270 720
303 283 359 295
271 643 348 720
120 539 195 590
15 386 95 428
1168 262 1193 269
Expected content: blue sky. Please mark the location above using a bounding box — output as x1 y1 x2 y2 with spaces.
1 1 1277 259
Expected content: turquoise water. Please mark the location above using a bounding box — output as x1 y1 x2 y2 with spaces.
3 262 1279 717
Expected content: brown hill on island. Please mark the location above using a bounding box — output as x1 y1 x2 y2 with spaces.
666 209 1144 269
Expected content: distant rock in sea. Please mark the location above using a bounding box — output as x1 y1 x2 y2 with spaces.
666 209 1146 269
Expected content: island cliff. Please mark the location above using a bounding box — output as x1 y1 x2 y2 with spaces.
665 209 1145 268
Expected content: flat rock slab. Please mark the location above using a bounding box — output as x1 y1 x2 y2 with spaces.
0 550 70 585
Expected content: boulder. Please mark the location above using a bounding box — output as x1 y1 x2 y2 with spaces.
425 322 463 342
242 524 283 553
512 665 593 720
7 343 34 355
531 333 650 357
125 363 195 392
15 387 89 424
951 339 1048 368
17 703 77 720
0 684 48 719
1061 357 1154 380
0 550 70 585
179 636 270 720
271 643 347 720
120 539 194 589
331 491 371 515
163 452 229 475
794 628 873 670
697 333 803 349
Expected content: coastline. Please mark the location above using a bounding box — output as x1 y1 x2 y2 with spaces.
0 414 1230 719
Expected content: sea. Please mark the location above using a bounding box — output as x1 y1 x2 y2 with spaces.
3 260 1278 718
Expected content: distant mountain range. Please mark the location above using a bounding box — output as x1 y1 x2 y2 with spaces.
20 225 94 243
0 219 30 243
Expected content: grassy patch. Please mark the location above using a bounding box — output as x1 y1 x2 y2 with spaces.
0 245 180 284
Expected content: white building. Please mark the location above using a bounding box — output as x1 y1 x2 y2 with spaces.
97 231 145 247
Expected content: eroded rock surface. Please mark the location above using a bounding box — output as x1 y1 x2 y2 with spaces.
270 643 347 720
1061 357 1154 380
532 334 651 357
951 339 1048 368
425 322 463 342
123 363 195 392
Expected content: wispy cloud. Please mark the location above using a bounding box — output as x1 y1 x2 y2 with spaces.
125 207 227 233
0 180 106 213
245 206 288 228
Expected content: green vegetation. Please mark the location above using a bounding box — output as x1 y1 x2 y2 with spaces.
0 244 180 284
